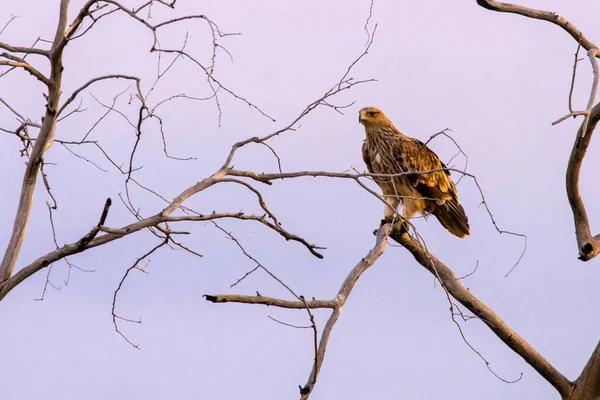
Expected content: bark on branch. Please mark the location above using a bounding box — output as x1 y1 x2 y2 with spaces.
0 0 70 283
389 229 573 398
572 341 600 399
203 225 391 399
203 294 337 309
476 0 597 51
478 0 600 264
565 56 600 262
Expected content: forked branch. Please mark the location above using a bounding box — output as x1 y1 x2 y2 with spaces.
0 0 70 283
203 224 391 399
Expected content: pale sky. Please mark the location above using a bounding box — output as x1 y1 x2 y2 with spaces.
1 1 600 399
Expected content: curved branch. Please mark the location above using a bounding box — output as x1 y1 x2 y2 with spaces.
0 205 320 301
0 57 50 86
299 224 391 398
0 42 49 57
566 52 600 261
477 1 600 261
218 178 280 225
221 31 377 169
476 0 597 51
58 74 142 116
203 227 391 399
389 229 573 398
566 102 600 261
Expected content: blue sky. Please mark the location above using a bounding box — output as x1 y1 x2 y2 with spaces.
1 1 600 399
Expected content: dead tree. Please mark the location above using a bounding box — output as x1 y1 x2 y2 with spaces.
1 1 599 400
208 2 600 399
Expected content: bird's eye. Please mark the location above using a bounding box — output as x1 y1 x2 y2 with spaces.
368 111 375 117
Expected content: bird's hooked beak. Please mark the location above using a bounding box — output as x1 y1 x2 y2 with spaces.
358 110 365 124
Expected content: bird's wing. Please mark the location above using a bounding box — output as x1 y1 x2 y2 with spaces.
362 140 374 173
393 137 457 204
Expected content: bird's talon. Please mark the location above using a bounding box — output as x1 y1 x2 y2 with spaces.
380 218 392 227
397 219 410 235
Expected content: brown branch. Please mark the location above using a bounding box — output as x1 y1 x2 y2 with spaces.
211 220 302 298
0 56 50 86
389 229 573 398
205 226 390 398
300 295 319 381
64 0 266 125
77 198 112 248
268 315 312 329
227 167 471 183
0 0 69 284
566 99 600 261
579 50 600 140
476 1 597 52
299 224 391 398
478 2 600 263
167 211 324 259
0 42 49 57
203 294 336 309
57 74 142 116
0 204 321 301
221 30 377 170
572 341 600 398
552 111 587 126
219 178 280 225
568 43 582 114
112 238 166 348
0 15 19 37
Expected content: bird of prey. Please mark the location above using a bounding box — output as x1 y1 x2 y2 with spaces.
358 106 470 238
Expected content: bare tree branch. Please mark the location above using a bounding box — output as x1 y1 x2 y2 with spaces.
566 100 600 262
0 55 50 85
0 42 49 57
476 0 597 51
477 1 600 263
0 202 321 301
389 229 573 398
204 294 336 309
112 238 166 349
0 0 70 283
299 224 391 398
568 43 583 114
57 74 142 116
204 224 391 399
572 341 600 399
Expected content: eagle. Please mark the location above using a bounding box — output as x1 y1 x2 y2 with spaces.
358 106 470 238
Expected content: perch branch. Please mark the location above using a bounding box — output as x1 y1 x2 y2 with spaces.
389 229 572 398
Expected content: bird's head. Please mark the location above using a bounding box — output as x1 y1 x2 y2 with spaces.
358 106 391 129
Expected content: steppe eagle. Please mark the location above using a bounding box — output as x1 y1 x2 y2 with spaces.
358 106 470 238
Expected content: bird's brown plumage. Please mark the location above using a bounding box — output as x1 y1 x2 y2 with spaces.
358 106 470 238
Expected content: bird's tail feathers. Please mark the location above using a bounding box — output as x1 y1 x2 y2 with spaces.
433 200 470 238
